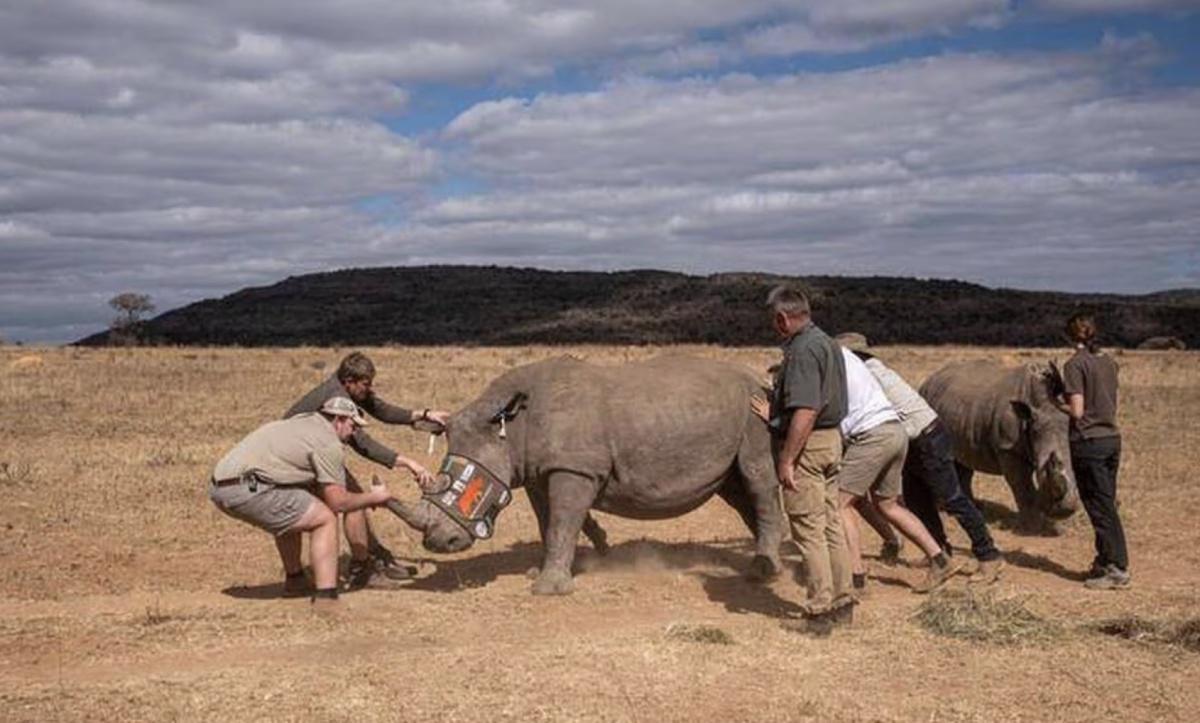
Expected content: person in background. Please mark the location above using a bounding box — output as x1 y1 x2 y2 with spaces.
1059 314 1129 590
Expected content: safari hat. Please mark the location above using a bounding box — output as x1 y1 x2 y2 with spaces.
321 396 368 426
835 332 870 353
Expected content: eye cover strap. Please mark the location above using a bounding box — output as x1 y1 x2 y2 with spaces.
424 453 512 540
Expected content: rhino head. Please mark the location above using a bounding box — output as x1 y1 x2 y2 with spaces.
387 391 525 554
1012 362 1079 522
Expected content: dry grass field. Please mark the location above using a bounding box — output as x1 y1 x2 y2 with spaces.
1 344 1198 722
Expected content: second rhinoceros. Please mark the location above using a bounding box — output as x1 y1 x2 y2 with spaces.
919 360 1080 533
386 355 785 595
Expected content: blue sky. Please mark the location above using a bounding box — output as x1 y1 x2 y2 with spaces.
1 1 1198 343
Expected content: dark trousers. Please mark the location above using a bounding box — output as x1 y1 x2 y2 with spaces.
902 419 1000 561
1071 435 1128 571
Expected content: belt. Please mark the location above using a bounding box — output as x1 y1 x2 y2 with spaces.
917 418 943 439
211 472 270 490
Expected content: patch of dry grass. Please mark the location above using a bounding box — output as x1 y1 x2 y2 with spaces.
664 622 735 645
914 589 1062 645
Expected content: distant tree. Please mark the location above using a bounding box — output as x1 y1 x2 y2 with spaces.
108 292 155 345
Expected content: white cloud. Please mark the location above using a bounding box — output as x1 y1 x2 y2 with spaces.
429 51 1200 291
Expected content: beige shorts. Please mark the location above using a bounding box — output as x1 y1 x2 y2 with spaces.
209 480 317 537
839 421 908 498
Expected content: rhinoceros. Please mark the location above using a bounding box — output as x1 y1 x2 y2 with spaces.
385 355 785 595
919 360 1079 534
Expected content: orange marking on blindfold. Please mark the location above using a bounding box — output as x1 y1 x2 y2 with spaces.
457 476 485 515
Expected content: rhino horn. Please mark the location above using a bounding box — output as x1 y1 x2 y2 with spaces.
385 498 429 531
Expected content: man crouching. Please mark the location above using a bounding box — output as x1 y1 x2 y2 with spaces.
209 397 392 608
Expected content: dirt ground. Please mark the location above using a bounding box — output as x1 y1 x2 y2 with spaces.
1 344 1197 722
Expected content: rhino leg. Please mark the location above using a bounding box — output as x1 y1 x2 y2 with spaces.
717 477 781 582
581 513 610 555
531 470 599 596
999 454 1045 534
733 430 785 581
526 487 608 576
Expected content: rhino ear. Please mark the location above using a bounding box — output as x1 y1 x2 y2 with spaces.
490 391 529 424
1011 400 1033 422
1046 360 1065 396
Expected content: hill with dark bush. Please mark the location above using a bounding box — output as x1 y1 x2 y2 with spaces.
75 266 1199 348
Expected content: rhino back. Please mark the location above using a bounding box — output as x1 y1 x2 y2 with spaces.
522 356 759 517
920 361 1028 474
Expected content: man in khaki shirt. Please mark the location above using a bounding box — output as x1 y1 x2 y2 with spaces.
210 397 392 606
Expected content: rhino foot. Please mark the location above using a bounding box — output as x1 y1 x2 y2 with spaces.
591 531 610 556
531 569 574 596
1015 511 1063 537
747 554 781 583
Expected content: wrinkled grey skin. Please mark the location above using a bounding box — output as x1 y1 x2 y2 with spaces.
388 355 785 595
919 360 1079 534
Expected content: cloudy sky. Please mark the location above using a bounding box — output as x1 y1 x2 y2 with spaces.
2 1 1198 343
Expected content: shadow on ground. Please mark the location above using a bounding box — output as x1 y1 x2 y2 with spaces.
1004 548 1088 582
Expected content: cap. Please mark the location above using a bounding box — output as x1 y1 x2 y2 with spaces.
835 332 869 353
321 396 368 426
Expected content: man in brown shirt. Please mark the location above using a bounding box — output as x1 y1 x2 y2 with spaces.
210 397 393 606
1060 313 1128 590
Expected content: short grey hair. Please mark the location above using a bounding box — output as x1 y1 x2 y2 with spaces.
765 285 810 317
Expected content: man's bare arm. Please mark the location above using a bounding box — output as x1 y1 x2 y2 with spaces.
319 479 391 514
1064 393 1085 420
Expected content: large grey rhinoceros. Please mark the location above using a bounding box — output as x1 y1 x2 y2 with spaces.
919 360 1079 533
385 355 785 595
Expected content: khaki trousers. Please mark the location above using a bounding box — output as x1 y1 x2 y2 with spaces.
781 427 853 614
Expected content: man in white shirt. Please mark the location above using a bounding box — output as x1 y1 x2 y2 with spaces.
837 348 963 594
837 335 1004 585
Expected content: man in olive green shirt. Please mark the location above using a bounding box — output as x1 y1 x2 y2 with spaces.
752 285 854 636
210 397 392 606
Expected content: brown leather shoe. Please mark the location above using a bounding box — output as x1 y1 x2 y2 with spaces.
968 558 1005 585
781 613 834 638
346 559 408 590
913 556 964 594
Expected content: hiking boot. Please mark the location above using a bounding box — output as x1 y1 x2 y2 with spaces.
912 555 963 594
968 558 1005 585
283 571 311 598
782 612 834 638
375 556 419 580
346 559 408 590
829 600 856 627
879 539 904 566
1084 565 1130 591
